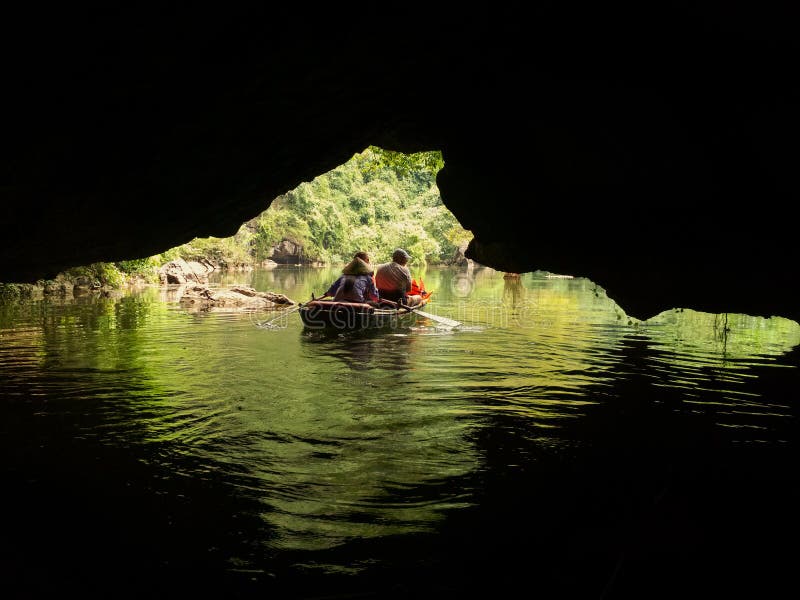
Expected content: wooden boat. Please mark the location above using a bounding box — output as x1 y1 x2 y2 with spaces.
299 293 432 330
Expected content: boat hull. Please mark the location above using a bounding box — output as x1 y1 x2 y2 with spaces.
299 299 429 331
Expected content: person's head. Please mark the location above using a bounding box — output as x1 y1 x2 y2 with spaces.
354 251 370 263
392 248 411 266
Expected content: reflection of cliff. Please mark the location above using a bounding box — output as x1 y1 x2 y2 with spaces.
0 323 44 369
644 309 800 359
503 276 524 308
0 289 168 377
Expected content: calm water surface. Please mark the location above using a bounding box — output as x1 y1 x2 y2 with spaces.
1 267 798 598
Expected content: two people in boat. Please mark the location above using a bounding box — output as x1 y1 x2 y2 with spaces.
324 248 423 307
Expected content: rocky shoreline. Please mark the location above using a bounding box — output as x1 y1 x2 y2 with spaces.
177 285 293 312
0 257 288 307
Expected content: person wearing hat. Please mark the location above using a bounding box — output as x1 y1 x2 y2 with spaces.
375 248 419 305
323 251 380 304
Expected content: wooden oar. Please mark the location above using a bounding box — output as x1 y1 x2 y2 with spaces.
411 307 462 328
382 297 462 328
255 292 322 329
254 303 302 329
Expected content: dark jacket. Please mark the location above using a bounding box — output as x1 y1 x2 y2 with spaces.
325 257 379 303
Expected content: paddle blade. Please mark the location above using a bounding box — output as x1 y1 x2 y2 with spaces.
413 309 461 328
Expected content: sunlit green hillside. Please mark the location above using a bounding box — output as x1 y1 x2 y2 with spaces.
171 147 471 267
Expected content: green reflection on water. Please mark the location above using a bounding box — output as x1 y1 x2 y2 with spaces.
2 266 798 558
643 308 800 362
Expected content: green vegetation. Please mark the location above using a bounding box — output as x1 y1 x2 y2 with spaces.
155 231 254 268
0 283 36 302
644 308 800 360
245 147 468 266
55 259 162 291
164 147 468 269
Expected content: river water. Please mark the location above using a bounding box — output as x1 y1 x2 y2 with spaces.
1 266 798 598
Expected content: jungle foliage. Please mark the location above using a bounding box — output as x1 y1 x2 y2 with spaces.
176 147 470 267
